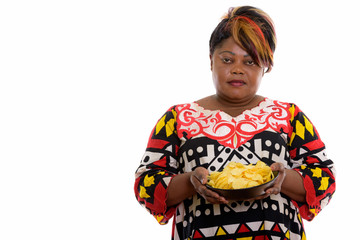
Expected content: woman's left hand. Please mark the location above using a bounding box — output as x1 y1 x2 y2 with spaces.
251 162 286 200
266 162 286 195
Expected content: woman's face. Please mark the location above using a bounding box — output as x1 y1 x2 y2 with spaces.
211 37 264 104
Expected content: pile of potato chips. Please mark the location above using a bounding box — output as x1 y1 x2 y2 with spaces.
207 161 274 189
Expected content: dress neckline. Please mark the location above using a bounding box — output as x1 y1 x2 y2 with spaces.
193 97 269 119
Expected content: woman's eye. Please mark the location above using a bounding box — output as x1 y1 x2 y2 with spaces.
222 58 232 63
246 60 255 65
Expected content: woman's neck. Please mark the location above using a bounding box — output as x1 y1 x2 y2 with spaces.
214 94 262 109
196 94 265 117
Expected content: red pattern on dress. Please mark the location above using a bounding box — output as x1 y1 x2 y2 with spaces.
176 99 291 148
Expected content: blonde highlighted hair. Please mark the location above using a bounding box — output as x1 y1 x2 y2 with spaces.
209 6 276 72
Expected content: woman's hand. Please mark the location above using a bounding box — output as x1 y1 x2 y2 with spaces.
249 162 286 201
190 167 229 204
265 162 286 194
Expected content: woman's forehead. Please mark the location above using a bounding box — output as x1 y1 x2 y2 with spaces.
215 38 249 56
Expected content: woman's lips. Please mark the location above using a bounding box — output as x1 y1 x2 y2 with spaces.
228 80 245 87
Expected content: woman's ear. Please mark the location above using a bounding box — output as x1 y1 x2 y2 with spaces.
209 54 213 71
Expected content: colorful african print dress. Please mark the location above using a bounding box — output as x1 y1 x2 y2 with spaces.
134 98 336 240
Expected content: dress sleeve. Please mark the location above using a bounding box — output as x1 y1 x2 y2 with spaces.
134 106 180 225
287 104 336 221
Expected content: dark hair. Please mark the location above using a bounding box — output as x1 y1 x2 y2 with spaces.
209 6 276 72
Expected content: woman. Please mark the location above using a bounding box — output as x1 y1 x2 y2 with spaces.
134 6 335 240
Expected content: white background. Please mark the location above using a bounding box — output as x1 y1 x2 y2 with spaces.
0 0 358 239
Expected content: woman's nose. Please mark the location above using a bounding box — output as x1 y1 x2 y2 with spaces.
231 63 244 74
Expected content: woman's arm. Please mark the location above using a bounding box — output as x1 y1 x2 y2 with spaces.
134 106 182 225
254 163 306 202
165 173 195 207
281 169 306 202
285 103 336 220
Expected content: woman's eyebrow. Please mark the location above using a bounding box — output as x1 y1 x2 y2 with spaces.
219 50 235 55
219 51 250 57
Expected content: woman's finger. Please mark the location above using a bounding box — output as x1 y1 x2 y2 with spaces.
191 172 228 204
193 167 209 185
270 162 285 172
265 162 286 195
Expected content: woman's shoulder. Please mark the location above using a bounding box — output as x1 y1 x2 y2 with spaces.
265 98 298 109
159 102 199 118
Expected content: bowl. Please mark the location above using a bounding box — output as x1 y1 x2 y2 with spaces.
206 171 279 201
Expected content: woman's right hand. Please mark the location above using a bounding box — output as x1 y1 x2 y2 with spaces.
190 167 228 204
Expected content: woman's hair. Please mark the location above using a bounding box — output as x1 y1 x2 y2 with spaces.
209 6 276 72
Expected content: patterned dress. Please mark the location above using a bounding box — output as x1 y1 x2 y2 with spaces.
134 98 336 240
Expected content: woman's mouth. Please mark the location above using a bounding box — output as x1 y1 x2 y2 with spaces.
228 80 246 87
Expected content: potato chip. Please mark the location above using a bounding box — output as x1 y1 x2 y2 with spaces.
207 161 274 189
